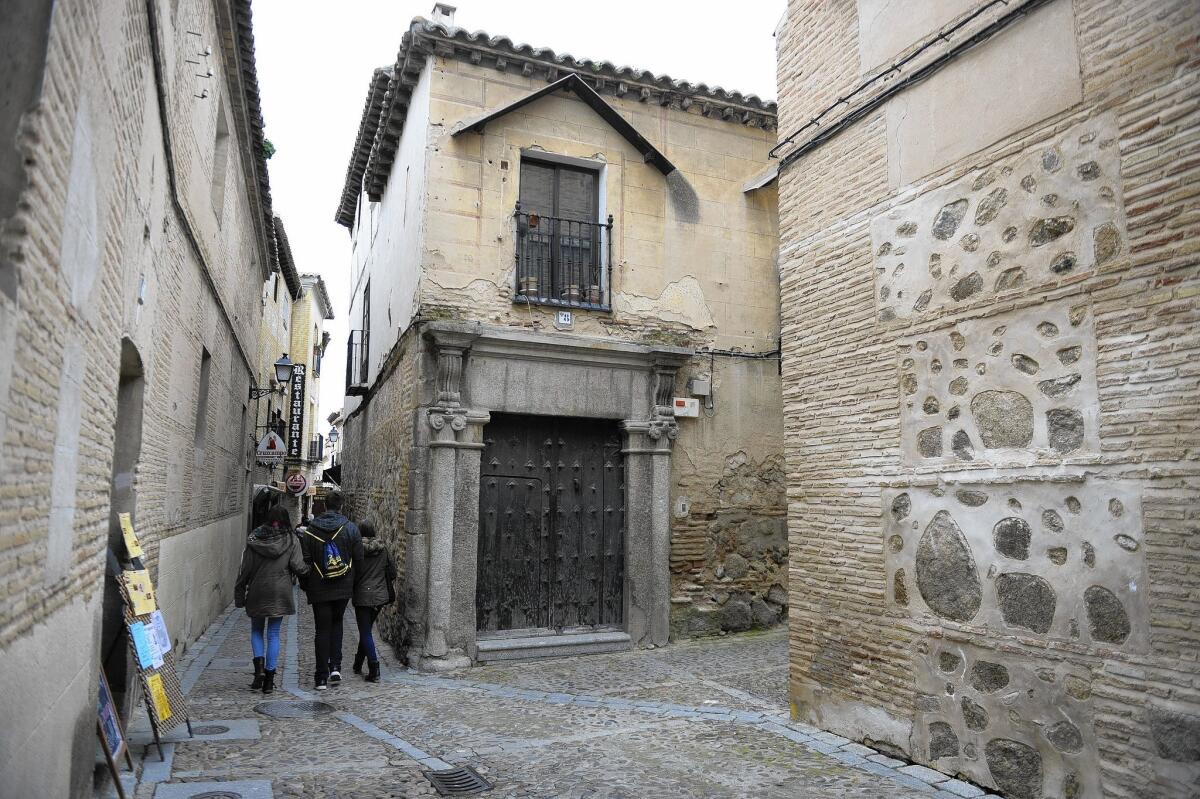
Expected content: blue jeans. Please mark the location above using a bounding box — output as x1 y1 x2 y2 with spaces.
250 616 283 671
355 606 379 663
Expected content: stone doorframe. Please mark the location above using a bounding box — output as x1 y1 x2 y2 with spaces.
403 321 692 671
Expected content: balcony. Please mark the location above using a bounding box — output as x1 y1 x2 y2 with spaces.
514 207 612 311
307 437 324 463
346 329 369 396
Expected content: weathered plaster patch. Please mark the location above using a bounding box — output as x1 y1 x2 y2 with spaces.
872 114 1124 320
914 639 1100 799
615 276 716 329
898 301 1098 465
885 481 1148 652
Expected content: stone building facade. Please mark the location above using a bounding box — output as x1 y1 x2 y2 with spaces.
774 1 1199 797
286 272 333 516
336 7 784 670
0 0 278 795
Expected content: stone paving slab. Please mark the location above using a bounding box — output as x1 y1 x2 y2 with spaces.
130 719 260 745
153 779 273 799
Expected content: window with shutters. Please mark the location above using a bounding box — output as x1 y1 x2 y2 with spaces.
515 156 612 310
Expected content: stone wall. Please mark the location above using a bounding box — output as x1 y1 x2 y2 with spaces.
0 0 274 795
775 0 1199 796
338 328 423 647
670 356 788 637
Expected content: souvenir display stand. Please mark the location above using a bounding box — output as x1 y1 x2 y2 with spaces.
114 513 193 760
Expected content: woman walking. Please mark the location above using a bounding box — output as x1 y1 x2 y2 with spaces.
234 505 308 694
352 521 396 682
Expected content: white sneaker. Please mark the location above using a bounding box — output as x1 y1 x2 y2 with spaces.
329 670 341 684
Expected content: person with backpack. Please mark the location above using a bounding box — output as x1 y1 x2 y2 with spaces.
297 490 362 690
234 505 309 695
351 521 396 683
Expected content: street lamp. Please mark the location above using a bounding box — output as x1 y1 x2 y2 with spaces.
249 353 296 400
327 428 339 444
273 353 295 384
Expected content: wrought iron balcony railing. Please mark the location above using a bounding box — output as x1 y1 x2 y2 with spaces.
345 329 369 396
514 206 612 311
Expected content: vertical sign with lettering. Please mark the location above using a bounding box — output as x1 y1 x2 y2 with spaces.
287 363 307 459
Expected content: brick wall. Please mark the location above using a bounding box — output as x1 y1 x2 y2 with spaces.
776 0 1199 796
0 0 274 794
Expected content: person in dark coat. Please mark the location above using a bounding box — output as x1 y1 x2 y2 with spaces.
297 490 363 690
351 521 396 682
234 505 308 694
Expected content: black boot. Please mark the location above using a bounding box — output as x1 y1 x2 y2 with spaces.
250 656 265 690
365 661 380 683
261 669 276 695
353 649 365 675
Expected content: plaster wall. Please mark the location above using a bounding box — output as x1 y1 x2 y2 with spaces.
0 0 273 793
885 0 1082 188
0 594 99 799
251 270 292 487
418 57 779 352
776 0 1200 796
855 0 978 73
345 61 433 420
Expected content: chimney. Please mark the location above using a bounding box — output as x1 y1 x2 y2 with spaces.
431 3 456 28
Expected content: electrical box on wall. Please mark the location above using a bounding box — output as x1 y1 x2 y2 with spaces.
673 397 699 417
688 378 711 397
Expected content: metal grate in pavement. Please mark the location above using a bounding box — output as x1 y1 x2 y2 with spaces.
253 700 335 718
424 765 492 796
192 724 231 735
188 792 243 799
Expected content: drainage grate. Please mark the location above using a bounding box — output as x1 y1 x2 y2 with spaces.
192 724 231 735
188 792 242 799
253 700 335 719
425 766 492 796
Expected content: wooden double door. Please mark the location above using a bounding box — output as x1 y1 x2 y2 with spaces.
476 413 625 633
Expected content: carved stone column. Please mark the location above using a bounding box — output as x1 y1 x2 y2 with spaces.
410 325 486 672
622 358 681 647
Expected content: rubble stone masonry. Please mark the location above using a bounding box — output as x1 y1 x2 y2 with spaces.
0 0 274 795
775 0 1199 796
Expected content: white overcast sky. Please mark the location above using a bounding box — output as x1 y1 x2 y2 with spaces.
253 0 783 431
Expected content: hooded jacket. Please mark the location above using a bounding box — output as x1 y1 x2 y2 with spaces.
234 525 309 617
353 536 397 608
298 511 363 604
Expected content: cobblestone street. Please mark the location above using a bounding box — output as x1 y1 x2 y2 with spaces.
108 595 995 799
